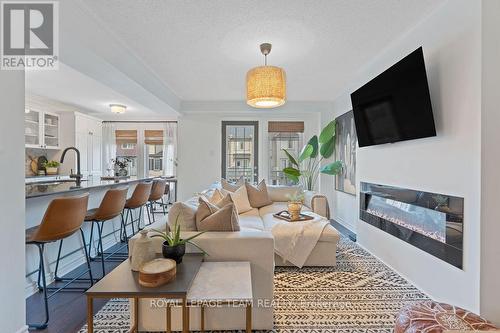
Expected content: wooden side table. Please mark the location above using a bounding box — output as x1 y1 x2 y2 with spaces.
86 254 203 333
186 261 253 333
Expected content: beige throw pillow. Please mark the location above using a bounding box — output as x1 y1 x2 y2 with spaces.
245 180 273 208
196 197 240 231
206 189 224 204
221 185 253 214
168 202 197 231
221 176 245 192
267 185 303 202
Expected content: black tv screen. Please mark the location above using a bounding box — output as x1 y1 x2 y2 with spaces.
350 47 436 147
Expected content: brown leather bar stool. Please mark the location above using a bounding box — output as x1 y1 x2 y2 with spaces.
122 182 152 237
25 194 90 330
145 178 167 225
84 187 128 278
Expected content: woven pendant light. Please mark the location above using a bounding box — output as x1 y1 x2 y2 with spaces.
246 43 286 108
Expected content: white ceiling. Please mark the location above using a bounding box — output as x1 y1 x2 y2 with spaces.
78 0 445 102
26 63 179 120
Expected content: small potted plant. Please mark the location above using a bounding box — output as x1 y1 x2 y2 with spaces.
286 190 305 221
42 160 60 175
150 214 206 263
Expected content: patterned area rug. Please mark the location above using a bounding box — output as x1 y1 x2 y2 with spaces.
79 235 428 332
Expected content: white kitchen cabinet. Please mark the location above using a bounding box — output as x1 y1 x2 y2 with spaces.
75 113 102 178
25 109 60 149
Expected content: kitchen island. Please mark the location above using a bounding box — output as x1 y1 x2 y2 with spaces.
25 176 156 297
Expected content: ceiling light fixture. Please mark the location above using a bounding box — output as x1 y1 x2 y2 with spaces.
246 43 286 108
110 104 127 114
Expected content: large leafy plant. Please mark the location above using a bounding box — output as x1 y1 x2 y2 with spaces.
282 120 343 191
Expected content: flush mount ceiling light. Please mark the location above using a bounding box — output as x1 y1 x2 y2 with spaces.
246 43 286 108
110 104 127 114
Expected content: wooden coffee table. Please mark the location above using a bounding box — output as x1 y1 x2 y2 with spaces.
85 253 204 333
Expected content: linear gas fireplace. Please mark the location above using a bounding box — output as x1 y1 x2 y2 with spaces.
360 182 464 268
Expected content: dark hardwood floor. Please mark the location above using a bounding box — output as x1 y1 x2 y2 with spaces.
26 243 127 333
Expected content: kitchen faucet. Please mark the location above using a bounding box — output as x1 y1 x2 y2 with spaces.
60 147 83 186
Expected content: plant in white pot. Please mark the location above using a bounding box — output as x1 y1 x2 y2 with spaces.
42 160 60 175
282 120 343 191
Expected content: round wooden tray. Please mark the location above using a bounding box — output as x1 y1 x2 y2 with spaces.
138 258 176 288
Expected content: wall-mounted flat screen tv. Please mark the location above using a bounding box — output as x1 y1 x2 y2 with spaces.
350 47 436 147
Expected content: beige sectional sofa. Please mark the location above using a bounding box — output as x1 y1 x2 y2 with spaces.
129 185 340 331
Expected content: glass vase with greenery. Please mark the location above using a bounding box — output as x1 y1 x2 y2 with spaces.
282 120 343 191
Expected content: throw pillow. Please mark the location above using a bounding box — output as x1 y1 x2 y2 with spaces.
267 185 303 202
221 176 245 192
245 180 273 208
168 202 197 231
221 184 253 214
206 188 224 204
196 197 240 231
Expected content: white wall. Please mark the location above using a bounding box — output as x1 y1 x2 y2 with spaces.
177 111 320 200
480 0 500 324
0 71 27 331
320 0 482 312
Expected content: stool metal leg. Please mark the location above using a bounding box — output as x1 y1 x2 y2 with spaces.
80 228 94 285
88 221 95 259
146 202 152 226
97 221 105 277
50 228 96 288
151 202 156 223
161 198 167 215
130 209 136 235
54 239 64 281
28 243 49 330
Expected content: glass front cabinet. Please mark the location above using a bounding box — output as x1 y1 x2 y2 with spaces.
24 109 60 149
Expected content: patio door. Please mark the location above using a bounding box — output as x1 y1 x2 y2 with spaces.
222 121 258 184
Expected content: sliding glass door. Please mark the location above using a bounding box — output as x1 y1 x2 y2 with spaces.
221 121 258 183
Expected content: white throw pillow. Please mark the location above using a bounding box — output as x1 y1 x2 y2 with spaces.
221 185 253 214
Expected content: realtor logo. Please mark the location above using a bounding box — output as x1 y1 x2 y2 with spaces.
1 1 59 70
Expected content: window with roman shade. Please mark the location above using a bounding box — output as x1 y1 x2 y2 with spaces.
115 130 137 144
144 130 163 145
268 121 304 185
268 121 304 133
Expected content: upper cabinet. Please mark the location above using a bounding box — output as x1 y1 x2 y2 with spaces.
25 109 60 149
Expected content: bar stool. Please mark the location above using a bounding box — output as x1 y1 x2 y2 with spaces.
25 194 90 330
122 182 152 237
156 182 171 214
84 187 128 278
145 178 167 225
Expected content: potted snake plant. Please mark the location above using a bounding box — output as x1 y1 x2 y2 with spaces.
150 214 206 263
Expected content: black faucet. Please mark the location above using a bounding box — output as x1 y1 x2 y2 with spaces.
60 147 83 186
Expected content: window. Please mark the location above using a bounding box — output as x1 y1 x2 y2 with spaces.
268 121 304 185
222 121 258 183
115 130 138 177
121 143 135 149
145 130 164 177
111 124 177 178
